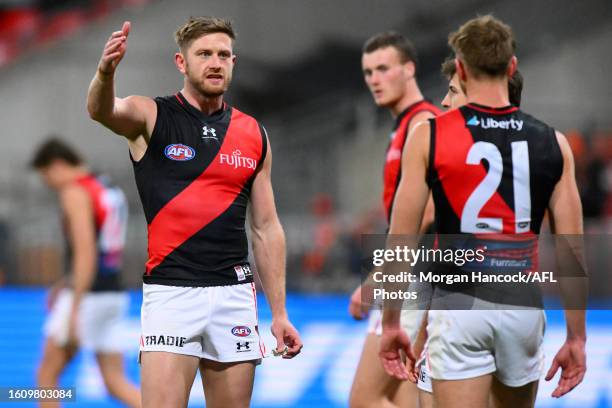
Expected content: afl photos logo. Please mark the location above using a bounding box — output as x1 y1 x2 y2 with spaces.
164 144 195 161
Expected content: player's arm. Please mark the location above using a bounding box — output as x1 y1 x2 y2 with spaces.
545 130 587 398
380 121 431 381
351 113 436 319
86 22 156 153
407 111 436 234
249 135 302 358
60 186 96 326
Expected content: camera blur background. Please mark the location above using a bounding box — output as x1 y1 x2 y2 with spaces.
0 0 610 407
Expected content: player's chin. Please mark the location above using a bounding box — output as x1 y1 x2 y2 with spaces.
200 85 226 98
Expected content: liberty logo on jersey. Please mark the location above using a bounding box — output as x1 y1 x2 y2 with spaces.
467 115 523 131
164 144 195 161
220 150 257 170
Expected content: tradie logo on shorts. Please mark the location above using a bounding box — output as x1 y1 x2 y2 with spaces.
144 335 187 347
467 115 523 131
220 150 257 170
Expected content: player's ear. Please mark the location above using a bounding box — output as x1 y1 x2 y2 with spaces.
175 51 186 74
455 58 467 82
232 53 237 64
403 60 416 79
507 56 518 77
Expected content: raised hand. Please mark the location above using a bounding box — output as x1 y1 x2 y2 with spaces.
98 21 131 76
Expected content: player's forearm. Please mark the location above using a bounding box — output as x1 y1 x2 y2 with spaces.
565 310 586 341
70 252 96 307
252 220 287 319
382 308 401 328
87 70 117 123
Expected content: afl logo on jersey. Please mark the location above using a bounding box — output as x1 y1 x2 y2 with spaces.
231 326 251 337
164 144 195 161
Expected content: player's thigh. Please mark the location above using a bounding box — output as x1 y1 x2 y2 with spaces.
140 351 199 408
419 389 434 408
432 375 492 408
350 333 416 407
199 359 256 408
490 377 538 408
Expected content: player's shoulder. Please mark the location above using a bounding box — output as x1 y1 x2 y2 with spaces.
416 100 443 116
514 109 553 132
60 182 91 208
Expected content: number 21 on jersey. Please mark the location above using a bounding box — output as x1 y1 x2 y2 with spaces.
461 141 531 234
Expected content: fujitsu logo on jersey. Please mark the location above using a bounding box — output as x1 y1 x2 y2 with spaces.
165 144 195 161
220 150 257 170
467 115 524 131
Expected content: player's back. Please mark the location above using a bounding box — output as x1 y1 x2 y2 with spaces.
428 103 563 236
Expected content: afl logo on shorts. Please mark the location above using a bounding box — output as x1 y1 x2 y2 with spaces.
164 144 195 161
231 326 251 337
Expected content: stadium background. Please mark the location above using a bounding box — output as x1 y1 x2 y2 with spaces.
0 0 610 406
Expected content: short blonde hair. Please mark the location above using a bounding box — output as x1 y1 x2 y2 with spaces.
174 16 235 51
448 15 515 78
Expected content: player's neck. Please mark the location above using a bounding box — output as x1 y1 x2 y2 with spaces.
390 83 424 117
181 87 224 115
465 80 510 108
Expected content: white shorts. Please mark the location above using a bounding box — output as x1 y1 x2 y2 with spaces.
425 304 546 387
417 358 433 393
44 289 129 353
140 282 266 363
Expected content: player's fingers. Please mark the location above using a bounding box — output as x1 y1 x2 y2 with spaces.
104 38 125 53
109 30 125 40
122 21 131 36
103 52 122 62
545 359 560 381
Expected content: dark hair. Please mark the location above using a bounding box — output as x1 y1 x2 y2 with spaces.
440 55 524 107
448 15 515 78
363 31 418 70
175 16 236 51
30 137 83 169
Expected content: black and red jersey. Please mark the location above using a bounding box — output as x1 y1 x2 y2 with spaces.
68 174 127 291
131 92 267 287
383 100 441 222
427 103 563 235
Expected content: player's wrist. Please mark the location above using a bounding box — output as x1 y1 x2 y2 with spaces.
96 67 114 80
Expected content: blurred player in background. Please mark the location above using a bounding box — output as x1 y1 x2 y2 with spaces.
31 138 139 408
380 15 586 408
87 16 302 408
414 59 525 408
349 31 441 408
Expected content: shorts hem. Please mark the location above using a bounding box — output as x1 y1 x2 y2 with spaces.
200 354 263 364
494 373 542 387
429 367 496 381
139 348 203 360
